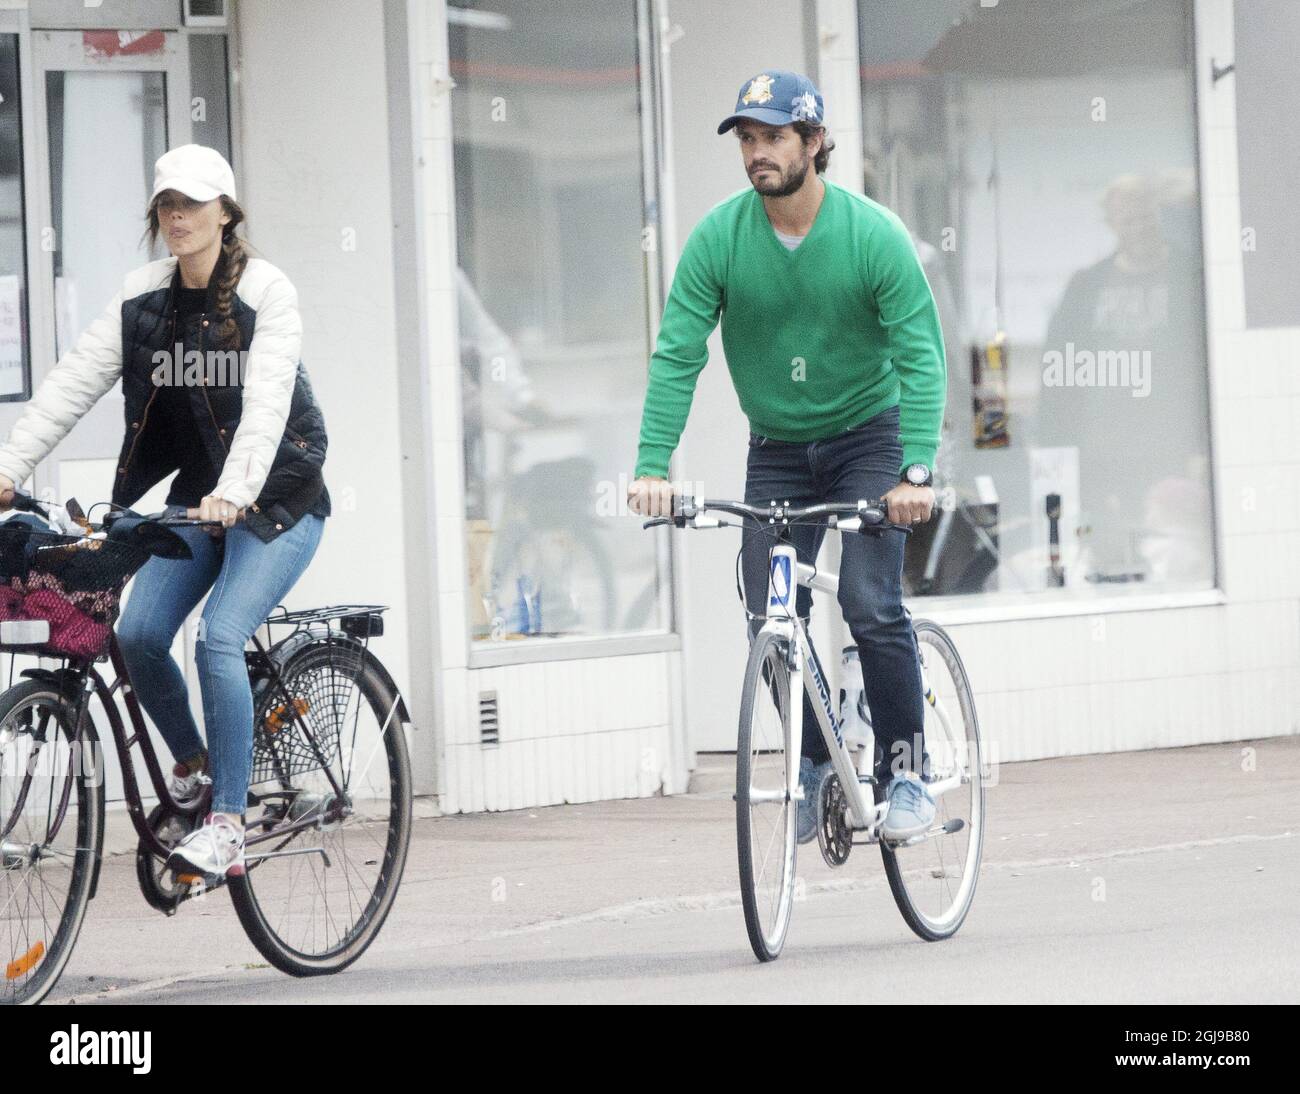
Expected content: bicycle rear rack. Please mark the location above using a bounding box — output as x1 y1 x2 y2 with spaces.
262 603 388 638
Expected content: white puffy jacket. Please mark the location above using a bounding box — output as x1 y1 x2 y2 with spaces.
0 254 302 512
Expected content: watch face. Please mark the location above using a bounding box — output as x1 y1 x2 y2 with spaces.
906 464 929 485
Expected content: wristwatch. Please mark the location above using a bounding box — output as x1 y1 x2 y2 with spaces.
901 463 933 488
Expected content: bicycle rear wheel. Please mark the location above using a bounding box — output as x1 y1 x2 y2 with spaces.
881 619 984 941
0 681 101 1005
736 628 797 962
229 641 412 976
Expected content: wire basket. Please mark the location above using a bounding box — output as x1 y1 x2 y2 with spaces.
0 522 151 660
249 646 367 784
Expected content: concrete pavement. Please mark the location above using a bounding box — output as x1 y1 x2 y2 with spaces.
47 735 1300 1004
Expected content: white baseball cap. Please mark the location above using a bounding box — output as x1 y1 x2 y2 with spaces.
151 143 236 204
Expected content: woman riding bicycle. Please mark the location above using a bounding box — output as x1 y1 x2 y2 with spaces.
0 144 331 881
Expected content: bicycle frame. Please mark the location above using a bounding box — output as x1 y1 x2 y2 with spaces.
60 629 362 867
759 539 966 839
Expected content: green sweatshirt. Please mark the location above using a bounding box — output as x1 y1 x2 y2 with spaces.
634 177 946 480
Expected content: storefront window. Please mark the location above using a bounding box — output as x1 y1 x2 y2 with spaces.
450 1 666 644
0 35 27 401
860 0 1214 602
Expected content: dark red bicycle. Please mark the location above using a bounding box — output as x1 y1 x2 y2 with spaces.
0 491 413 1005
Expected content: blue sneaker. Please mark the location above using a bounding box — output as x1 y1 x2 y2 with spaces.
881 772 936 842
797 758 832 845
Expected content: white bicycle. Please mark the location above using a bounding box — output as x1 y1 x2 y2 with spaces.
646 495 984 962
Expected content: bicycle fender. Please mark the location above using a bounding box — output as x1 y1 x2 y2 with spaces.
19 666 85 703
284 635 415 733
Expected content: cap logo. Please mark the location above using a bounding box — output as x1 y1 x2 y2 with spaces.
741 74 775 105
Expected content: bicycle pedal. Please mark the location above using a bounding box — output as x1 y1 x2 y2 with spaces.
172 868 234 892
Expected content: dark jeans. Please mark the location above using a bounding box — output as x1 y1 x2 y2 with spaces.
741 403 924 784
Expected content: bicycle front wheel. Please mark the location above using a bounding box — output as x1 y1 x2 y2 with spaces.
736 628 797 962
881 619 984 941
229 641 412 976
0 681 102 1005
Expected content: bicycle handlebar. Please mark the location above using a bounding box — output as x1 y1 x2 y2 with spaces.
157 516 231 529
640 495 918 536
0 488 229 531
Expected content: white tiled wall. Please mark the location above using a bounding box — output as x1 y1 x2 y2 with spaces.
439 653 675 813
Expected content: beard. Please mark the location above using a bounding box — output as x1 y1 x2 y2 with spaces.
749 154 812 197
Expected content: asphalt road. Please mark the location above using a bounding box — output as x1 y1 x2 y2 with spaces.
45 736 1300 1004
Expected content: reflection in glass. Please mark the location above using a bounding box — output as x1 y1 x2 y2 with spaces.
450 1 665 642
46 70 167 359
861 0 1214 600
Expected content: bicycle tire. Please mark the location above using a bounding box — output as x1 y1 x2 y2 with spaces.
0 681 102 1005
228 640 412 976
880 619 984 941
736 628 797 962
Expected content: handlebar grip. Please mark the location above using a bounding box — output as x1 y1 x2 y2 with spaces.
2 489 51 519
159 517 229 528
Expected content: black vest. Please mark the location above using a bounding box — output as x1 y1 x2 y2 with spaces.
110 250 331 542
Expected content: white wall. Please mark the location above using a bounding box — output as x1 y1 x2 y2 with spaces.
233 1 415 753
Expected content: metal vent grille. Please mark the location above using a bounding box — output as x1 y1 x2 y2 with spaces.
478 691 500 747
185 0 228 25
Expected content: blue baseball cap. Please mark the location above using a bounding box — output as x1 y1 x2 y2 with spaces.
717 69 825 135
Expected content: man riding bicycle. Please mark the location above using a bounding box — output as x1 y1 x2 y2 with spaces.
626 70 947 844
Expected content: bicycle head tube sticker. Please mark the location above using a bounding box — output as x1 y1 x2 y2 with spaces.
768 553 793 610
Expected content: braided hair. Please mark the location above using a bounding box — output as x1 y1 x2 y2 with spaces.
145 194 250 351
210 208 249 351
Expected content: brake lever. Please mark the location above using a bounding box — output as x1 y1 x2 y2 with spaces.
858 506 918 536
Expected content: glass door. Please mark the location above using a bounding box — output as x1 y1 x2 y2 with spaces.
17 27 191 504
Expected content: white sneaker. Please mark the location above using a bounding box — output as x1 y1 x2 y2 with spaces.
168 762 211 807
166 813 245 879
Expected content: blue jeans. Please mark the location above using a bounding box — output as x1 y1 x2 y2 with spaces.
117 507 326 815
741 403 924 782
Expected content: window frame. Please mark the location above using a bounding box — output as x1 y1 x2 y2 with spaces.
451 0 682 669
